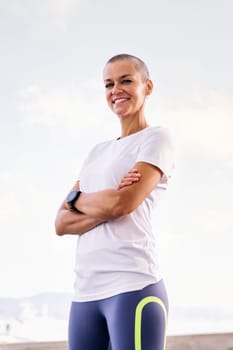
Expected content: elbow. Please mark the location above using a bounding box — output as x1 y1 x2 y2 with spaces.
112 205 131 218
111 194 134 218
55 228 65 236
54 216 65 236
55 227 64 236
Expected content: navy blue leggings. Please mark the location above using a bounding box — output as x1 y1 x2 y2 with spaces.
68 280 168 350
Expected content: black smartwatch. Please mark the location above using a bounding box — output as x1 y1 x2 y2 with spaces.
66 190 82 211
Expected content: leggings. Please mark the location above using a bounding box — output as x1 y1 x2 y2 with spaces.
68 280 168 350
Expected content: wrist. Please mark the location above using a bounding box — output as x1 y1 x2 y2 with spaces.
66 190 82 212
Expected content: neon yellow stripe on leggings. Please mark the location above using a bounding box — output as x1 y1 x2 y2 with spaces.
134 296 167 350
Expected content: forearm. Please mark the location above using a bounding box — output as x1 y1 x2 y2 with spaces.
74 186 137 220
55 209 104 236
75 189 122 220
74 163 162 220
56 167 141 231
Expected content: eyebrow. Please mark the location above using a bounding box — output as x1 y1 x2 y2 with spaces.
104 74 133 82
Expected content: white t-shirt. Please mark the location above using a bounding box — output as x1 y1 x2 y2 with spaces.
73 126 174 302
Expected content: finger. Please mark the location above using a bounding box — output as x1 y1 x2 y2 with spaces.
121 180 133 186
128 168 139 174
118 176 140 189
118 180 133 189
123 177 140 183
123 173 141 179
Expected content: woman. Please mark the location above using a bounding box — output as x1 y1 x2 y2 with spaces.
55 54 174 350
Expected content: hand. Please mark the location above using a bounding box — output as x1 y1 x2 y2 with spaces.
117 168 141 190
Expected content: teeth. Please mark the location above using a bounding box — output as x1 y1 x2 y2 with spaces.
114 98 128 104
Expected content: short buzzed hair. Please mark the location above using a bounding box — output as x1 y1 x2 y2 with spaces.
105 54 150 81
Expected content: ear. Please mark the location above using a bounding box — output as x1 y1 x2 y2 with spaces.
145 79 153 96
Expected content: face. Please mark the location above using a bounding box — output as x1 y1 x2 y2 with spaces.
103 59 153 118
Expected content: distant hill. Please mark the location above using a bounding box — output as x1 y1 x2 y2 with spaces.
1 293 233 335
0 292 73 320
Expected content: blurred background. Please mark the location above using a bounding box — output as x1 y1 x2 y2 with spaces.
0 0 232 343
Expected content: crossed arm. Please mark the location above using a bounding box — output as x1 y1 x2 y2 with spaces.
55 162 163 236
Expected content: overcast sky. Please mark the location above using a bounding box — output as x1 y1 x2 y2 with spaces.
0 0 232 322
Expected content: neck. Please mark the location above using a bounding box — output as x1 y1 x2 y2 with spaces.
119 115 148 138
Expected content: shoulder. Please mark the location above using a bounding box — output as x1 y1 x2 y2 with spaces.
147 125 171 136
143 126 173 144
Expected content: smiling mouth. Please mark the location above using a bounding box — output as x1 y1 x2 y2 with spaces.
113 98 130 104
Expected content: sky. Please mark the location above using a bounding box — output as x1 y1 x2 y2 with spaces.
0 0 233 323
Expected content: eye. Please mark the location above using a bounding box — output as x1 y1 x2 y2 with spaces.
121 79 132 84
105 82 114 89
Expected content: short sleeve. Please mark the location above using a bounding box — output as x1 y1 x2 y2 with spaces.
136 127 175 184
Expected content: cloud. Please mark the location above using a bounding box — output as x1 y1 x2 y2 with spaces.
151 90 233 159
2 0 80 31
4 0 79 17
49 0 80 16
0 171 23 219
187 208 233 238
18 82 233 163
18 80 112 130
0 191 20 220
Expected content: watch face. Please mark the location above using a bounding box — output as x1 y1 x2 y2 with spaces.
67 190 79 203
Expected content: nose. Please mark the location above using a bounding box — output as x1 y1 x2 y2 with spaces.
111 83 122 95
